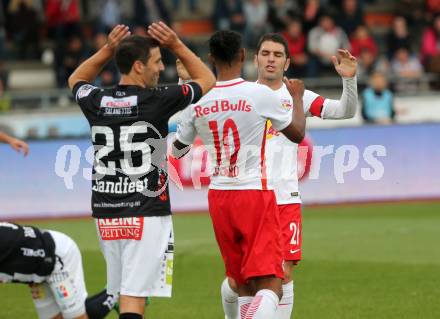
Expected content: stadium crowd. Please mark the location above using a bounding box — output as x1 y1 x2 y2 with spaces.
0 0 438 125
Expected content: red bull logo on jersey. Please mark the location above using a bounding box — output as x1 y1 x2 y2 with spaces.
281 99 293 110
194 99 251 118
98 217 144 240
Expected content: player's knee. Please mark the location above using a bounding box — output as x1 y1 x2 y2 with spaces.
119 313 143 319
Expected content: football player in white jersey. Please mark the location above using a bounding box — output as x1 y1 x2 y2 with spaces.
219 33 358 319
173 30 306 319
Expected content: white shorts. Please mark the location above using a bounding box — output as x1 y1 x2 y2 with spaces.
95 215 174 297
30 230 88 319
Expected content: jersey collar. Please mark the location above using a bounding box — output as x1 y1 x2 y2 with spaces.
215 78 246 88
255 80 285 93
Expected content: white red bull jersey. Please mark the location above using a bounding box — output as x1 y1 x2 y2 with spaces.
176 78 292 190
265 84 324 204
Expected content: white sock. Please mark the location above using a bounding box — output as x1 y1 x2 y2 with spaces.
275 281 294 319
238 296 253 319
245 289 279 319
221 278 239 319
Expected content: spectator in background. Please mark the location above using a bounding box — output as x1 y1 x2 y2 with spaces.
243 0 269 49
132 0 175 82
133 0 170 27
391 46 424 92
267 0 299 32
302 0 322 32
45 0 81 43
172 0 199 13
337 0 364 37
356 48 389 79
425 0 440 21
93 32 119 87
0 62 10 112
212 0 245 32
0 3 6 60
282 16 309 77
98 0 122 33
420 13 440 73
308 12 350 76
362 71 395 124
7 0 41 60
55 35 88 87
386 15 412 60
350 25 377 59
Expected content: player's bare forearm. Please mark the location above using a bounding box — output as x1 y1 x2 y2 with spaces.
148 22 215 95
0 131 11 144
291 94 306 140
282 97 305 143
68 25 130 89
0 131 29 156
172 139 191 159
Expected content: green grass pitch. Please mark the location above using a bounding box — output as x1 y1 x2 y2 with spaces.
1 202 439 318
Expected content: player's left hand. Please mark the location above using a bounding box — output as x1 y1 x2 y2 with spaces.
332 49 357 78
284 77 305 100
9 138 29 156
148 22 181 51
106 24 131 51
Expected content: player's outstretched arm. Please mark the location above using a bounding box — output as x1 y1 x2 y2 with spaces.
281 78 306 143
0 131 29 156
321 49 358 119
148 22 215 95
68 25 131 90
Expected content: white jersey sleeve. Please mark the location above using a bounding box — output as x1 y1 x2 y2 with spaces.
303 89 324 117
175 105 197 145
303 77 358 119
321 77 358 119
253 84 292 131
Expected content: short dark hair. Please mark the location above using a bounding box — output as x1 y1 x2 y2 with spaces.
209 30 242 65
115 35 160 74
256 33 290 59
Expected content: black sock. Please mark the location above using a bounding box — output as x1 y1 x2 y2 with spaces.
85 289 118 319
119 313 143 319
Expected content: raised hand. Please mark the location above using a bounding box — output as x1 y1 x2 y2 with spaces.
147 22 181 50
331 49 357 78
283 77 305 100
106 24 131 50
9 138 29 156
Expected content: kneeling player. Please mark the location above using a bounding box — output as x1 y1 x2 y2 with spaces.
0 222 117 319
